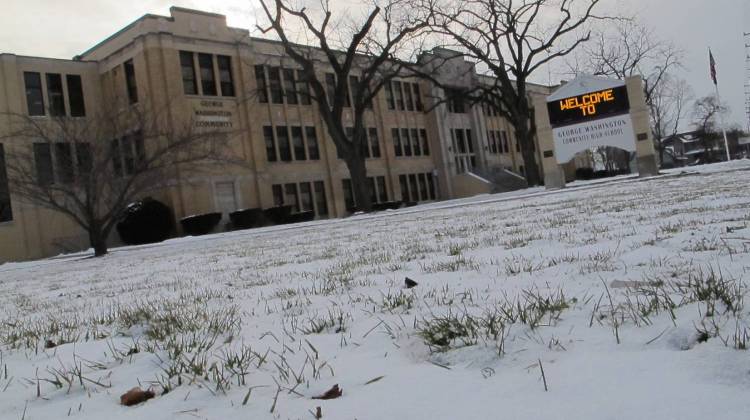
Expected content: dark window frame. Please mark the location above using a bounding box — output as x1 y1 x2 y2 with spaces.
180 51 198 95
0 144 12 222
124 60 139 104
217 55 235 97
46 73 66 117
24 72 45 116
66 75 86 117
198 53 217 96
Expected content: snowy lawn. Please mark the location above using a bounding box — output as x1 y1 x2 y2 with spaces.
2 160 750 420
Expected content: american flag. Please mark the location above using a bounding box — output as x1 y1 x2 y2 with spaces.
709 49 717 85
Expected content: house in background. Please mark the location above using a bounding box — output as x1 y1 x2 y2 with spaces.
660 131 727 167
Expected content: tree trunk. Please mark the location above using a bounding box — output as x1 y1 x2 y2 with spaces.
344 155 373 212
514 117 542 186
88 226 108 257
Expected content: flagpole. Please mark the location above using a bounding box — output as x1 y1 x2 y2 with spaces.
704 47 732 162
714 84 732 161
710 48 732 161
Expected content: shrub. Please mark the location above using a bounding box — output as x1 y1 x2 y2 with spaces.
229 208 264 230
286 211 315 224
372 201 403 211
263 205 293 225
116 198 175 245
180 212 222 236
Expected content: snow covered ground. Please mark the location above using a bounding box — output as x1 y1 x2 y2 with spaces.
2 160 750 420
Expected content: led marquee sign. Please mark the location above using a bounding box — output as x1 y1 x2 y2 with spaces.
547 85 630 128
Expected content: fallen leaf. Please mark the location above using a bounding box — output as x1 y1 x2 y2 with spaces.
312 384 342 400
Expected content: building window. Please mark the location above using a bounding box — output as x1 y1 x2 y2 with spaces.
299 182 313 212
325 73 336 106
342 176 387 210
276 126 291 161
342 179 355 210
369 128 381 158
314 181 328 216
376 176 388 203
411 128 421 156
284 183 299 212
268 67 283 104
33 143 54 185
266 125 320 163
399 172 436 202
291 126 305 160
124 60 139 104
419 129 430 156
263 126 277 162
198 53 217 96
306 127 320 160
412 83 423 111
0 144 12 223
255 65 268 103
110 133 145 177
393 81 404 110
66 75 86 117
401 129 412 157
392 127 428 157
273 181 327 217
180 51 198 95
398 175 409 202
404 82 414 111
46 73 66 116
54 143 74 184
283 69 298 105
24 72 45 116
76 142 92 175
392 128 402 157
385 82 395 110
217 55 235 97
296 70 311 105
446 88 466 113
272 184 284 206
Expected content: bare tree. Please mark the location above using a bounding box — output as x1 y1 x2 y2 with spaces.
257 0 435 211
1 103 236 257
692 95 729 163
651 75 693 163
430 0 606 186
571 19 687 167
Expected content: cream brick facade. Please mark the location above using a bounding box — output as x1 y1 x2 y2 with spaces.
0 7 552 263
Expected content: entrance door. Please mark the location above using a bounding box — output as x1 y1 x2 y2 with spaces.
452 128 476 174
215 181 238 222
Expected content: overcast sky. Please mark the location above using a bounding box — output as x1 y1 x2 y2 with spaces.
1 0 748 130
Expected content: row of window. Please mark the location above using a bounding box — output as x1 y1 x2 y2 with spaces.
399 173 437 203
272 181 328 216
264 126 320 162
482 98 502 117
385 81 423 112
487 130 510 154
180 51 235 97
124 60 139 104
111 132 146 177
393 128 430 157
24 72 86 117
446 88 467 114
255 65 312 105
451 128 475 155
342 176 389 210
0 144 11 223
32 142 92 186
342 127 381 159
